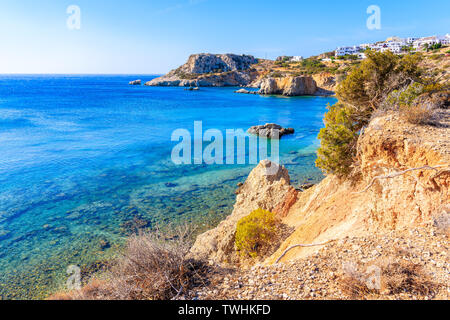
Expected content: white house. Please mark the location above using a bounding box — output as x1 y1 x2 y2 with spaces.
335 46 361 57
386 41 407 53
438 34 450 45
413 36 440 49
291 56 304 62
407 37 419 44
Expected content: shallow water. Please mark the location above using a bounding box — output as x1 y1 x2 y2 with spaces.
0 75 336 299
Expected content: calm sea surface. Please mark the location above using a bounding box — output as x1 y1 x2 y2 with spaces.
0 75 336 299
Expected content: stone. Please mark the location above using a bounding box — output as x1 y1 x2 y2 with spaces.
129 80 141 85
165 182 178 188
248 123 295 139
189 160 292 264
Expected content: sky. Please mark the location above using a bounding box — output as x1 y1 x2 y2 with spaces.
0 0 448 74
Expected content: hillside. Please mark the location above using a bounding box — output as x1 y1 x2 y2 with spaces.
54 51 449 301
188 109 449 300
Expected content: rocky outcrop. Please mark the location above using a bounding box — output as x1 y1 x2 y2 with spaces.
234 88 258 94
189 160 295 264
129 80 141 85
267 110 449 264
312 72 336 95
192 109 449 266
146 54 259 87
177 54 257 74
248 123 295 139
258 76 317 96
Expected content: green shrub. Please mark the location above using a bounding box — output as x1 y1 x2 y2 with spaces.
316 104 359 177
316 51 425 177
386 82 426 108
235 209 279 258
386 82 440 124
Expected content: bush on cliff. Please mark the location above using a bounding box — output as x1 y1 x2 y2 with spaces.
316 104 359 177
316 51 426 177
235 209 279 258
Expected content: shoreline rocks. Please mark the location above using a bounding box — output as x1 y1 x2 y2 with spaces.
248 123 295 139
234 88 258 94
129 80 141 85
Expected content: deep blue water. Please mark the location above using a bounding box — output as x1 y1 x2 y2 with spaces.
0 75 336 299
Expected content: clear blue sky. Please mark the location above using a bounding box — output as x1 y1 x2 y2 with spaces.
0 0 448 74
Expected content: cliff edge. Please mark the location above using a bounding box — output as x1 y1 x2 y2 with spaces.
190 110 449 266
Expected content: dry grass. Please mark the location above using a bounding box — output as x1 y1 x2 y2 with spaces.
49 225 210 300
340 257 440 300
400 104 435 125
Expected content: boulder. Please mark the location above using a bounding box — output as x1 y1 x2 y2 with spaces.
248 123 295 139
189 160 294 264
129 80 141 85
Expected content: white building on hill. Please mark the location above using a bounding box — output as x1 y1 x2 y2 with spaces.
335 46 361 57
413 36 440 49
291 56 304 62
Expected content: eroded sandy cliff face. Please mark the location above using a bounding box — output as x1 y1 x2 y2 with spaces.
258 76 318 96
191 110 449 266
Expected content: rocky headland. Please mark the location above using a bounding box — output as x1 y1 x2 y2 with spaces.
145 53 337 96
146 53 259 87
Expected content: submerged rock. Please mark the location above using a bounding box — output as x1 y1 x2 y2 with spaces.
165 182 178 188
248 123 295 139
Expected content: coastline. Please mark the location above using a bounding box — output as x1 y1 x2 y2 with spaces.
0 76 335 300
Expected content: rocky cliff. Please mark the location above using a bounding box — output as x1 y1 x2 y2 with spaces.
146 53 336 96
146 54 259 87
189 160 297 264
258 76 318 96
190 109 449 266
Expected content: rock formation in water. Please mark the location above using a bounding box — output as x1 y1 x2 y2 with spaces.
248 123 295 139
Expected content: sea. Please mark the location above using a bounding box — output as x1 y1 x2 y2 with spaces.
0 75 336 299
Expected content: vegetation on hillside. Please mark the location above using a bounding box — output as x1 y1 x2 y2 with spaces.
316 51 445 178
50 225 210 300
235 209 280 258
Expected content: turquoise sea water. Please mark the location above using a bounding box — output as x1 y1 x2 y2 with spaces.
0 75 336 299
